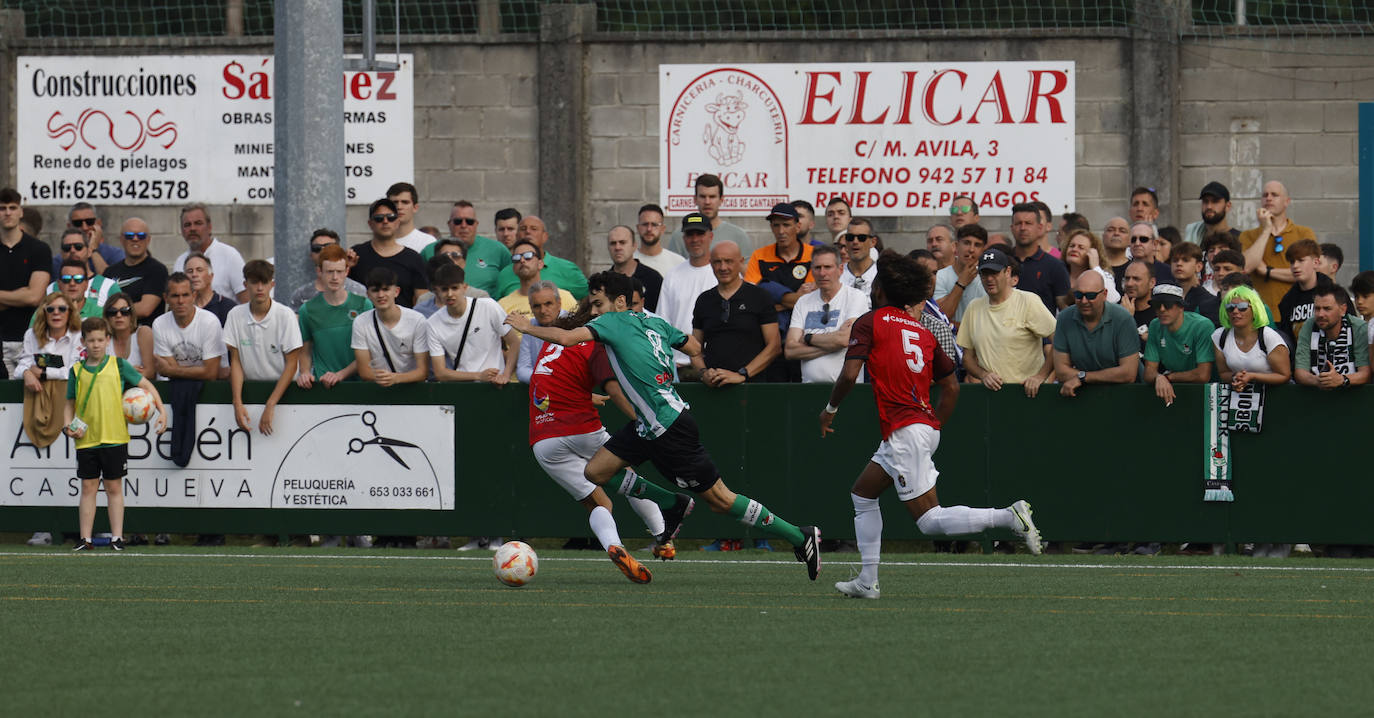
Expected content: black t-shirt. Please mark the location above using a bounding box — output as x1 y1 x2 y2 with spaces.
349 242 428 308
1276 274 1331 345
1016 248 1070 315
691 282 779 381
631 260 664 312
0 233 53 341
104 254 169 327
1183 285 1222 328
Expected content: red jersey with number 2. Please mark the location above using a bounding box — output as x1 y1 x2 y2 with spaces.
528 341 614 445
846 306 955 438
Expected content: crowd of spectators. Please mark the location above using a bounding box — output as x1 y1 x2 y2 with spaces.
3 175 1371 556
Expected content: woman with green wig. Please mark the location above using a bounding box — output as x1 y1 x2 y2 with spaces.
1210 284 1290 391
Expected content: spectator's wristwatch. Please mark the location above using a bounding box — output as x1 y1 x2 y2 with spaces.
737 367 750 380
1342 374 1350 388
1076 370 1086 383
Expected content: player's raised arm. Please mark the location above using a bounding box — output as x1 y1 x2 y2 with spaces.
506 311 593 347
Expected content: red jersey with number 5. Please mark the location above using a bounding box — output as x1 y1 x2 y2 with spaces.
528 341 615 445
846 306 955 438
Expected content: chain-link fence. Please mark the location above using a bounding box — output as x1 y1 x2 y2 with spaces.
2 1 1370 46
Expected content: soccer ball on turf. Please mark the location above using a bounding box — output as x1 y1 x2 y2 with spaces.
493 541 538 587
122 387 155 424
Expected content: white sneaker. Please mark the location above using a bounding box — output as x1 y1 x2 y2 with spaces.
26 532 53 546
1008 500 1043 555
835 578 880 599
487 538 505 552
457 538 485 551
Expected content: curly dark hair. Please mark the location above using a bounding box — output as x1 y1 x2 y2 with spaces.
874 250 932 309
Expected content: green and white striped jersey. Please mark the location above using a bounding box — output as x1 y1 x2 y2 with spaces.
586 311 690 438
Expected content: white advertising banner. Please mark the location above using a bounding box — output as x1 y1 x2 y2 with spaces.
660 62 1075 216
16 54 413 205
1 404 454 510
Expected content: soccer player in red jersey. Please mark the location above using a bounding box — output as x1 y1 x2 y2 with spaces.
820 252 1042 599
527 305 672 583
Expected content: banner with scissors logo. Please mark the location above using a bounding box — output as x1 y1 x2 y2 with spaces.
0 404 454 510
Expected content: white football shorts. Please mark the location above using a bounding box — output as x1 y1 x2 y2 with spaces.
533 429 612 501
870 422 940 502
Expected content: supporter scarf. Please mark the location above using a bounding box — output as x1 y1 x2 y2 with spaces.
1203 384 1234 502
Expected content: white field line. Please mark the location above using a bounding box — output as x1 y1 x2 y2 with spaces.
2 551 1373 572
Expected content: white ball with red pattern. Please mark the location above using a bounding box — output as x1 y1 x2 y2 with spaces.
493 541 539 587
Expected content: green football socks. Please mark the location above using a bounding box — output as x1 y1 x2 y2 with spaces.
729 494 805 546
604 470 679 510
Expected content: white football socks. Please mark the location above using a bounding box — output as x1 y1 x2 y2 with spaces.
915 505 1013 536
588 506 622 550
629 496 665 538
851 493 882 586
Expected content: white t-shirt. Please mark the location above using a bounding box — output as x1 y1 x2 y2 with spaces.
934 264 987 323
840 260 877 293
173 238 247 300
635 248 686 277
657 261 717 366
152 307 225 380
223 301 304 381
792 285 871 383
426 296 512 373
396 227 435 255
350 307 429 375
1211 326 1286 374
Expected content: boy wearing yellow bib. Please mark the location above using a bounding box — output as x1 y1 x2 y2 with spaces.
64 317 167 552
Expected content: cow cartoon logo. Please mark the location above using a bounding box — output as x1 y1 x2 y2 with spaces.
703 91 748 165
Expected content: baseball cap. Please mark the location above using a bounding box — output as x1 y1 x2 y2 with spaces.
766 202 800 221
1151 283 1185 306
977 247 1010 273
1199 181 1230 202
681 212 710 234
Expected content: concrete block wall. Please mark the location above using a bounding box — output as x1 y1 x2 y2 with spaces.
1178 37 1365 285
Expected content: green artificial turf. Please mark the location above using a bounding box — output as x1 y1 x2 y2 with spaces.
3 548 1373 717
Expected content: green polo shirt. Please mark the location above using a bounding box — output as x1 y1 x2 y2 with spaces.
422 234 510 297
1144 311 1216 372
1052 301 1139 372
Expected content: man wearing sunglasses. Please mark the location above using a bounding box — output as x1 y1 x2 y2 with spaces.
0 187 52 380
1142 284 1215 407
421 200 508 297
1053 271 1140 398
101 217 167 327
498 239 577 345
348 197 429 308
1129 221 1174 285
51 225 102 278
495 216 588 301
172 203 248 303
948 195 980 229
67 202 123 275
48 234 117 319
839 218 878 292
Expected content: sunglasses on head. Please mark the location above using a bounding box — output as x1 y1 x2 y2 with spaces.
122 231 148 241
61 242 86 252
512 251 537 262
105 306 134 317
370 213 398 223
71 217 98 227
448 217 477 226
44 305 69 314
1072 290 1104 301
1224 302 1251 313
59 274 87 283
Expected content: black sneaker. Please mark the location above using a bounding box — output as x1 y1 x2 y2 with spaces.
655 494 695 545
110 537 125 552
72 539 94 552
794 526 821 580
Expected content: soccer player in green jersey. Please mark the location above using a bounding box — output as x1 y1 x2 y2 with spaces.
507 271 822 580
